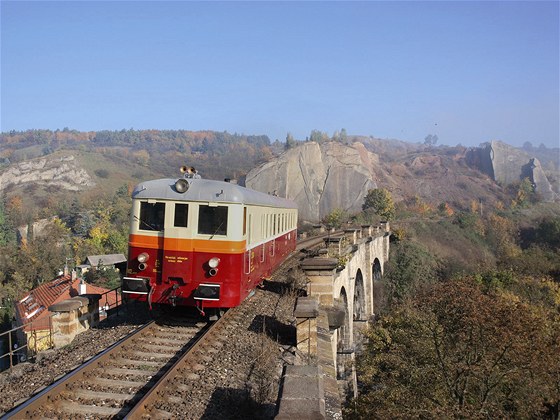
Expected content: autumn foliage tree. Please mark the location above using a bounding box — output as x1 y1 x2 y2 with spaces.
485 213 521 263
349 279 560 418
322 208 346 229
363 188 395 221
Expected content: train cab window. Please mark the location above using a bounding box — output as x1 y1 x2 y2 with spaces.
174 203 189 227
198 205 228 236
139 202 165 231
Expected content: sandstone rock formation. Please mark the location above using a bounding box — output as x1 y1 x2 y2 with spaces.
0 155 95 192
245 142 378 222
467 141 556 201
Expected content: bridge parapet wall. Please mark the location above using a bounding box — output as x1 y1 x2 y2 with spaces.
279 223 390 417
48 294 101 348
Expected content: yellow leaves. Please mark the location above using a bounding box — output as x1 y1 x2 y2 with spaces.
52 216 70 233
469 199 480 214
496 288 521 304
89 224 109 247
363 188 396 220
486 213 521 261
412 195 433 215
391 227 407 242
545 280 560 307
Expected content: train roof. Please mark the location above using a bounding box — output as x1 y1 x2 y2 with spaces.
132 178 298 209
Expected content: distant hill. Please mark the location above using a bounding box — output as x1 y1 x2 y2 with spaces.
0 129 278 180
247 138 558 222
1 129 558 222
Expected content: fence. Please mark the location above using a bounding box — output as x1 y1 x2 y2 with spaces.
0 315 54 371
0 286 123 372
98 286 123 319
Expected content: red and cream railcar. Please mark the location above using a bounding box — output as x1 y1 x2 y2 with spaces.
122 173 298 315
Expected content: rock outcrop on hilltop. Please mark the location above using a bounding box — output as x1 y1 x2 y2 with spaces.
245 142 378 222
467 141 556 201
0 155 95 192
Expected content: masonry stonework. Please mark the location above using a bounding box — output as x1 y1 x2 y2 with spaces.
49 294 101 348
277 223 390 419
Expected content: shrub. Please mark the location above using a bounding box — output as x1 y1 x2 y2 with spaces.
94 168 109 178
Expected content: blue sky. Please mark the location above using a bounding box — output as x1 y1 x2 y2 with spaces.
1 1 559 148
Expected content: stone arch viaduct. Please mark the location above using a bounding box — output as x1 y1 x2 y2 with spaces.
277 223 390 419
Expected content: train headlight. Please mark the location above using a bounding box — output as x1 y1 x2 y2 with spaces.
137 253 149 263
208 257 220 268
175 179 189 193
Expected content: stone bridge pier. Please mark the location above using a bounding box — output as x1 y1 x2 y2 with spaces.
277 223 390 419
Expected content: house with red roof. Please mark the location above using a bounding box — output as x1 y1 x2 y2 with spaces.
13 272 120 353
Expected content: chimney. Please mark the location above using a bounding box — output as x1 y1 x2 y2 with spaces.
78 279 87 295
63 263 69 277
71 270 77 281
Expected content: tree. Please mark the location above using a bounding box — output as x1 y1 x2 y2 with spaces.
16 219 71 286
513 177 535 207
437 202 454 217
332 130 340 142
382 241 439 306
350 279 560 418
536 216 560 250
363 188 395 220
486 213 521 263
309 129 329 143
322 208 346 229
0 199 15 246
424 134 438 146
285 133 296 150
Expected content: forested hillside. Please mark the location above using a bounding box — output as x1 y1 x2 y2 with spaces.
348 191 560 418
1 128 278 180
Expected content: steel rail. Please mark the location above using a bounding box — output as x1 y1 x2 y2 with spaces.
1 318 209 419
2 232 332 419
1 320 156 419
124 310 231 419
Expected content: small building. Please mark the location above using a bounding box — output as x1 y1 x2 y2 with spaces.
13 273 119 355
79 254 127 275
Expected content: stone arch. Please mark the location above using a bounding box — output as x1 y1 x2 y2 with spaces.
353 269 366 322
353 269 367 352
372 258 383 315
336 287 351 380
373 258 382 281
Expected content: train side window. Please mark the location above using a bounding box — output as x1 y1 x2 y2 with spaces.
243 207 247 235
265 214 268 237
198 205 228 236
139 202 165 231
174 203 189 227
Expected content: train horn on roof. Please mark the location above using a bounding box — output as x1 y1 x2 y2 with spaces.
180 166 201 179
180 166 196 174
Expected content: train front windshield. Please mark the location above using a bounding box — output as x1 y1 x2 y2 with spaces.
139 202 165 231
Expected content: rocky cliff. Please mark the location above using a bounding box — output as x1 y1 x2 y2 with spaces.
467 140 556 201
245 142 378 222
0 155 95 192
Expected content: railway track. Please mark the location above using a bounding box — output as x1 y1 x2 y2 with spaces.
296 230 343 252
125 303 246 419
123 238 328 419
2 316 210 419
3 233 330 419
